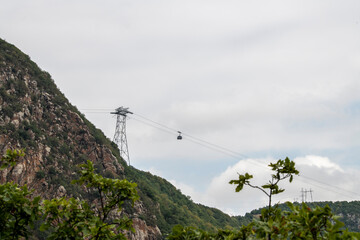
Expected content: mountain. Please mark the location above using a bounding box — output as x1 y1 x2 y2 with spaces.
0 38 247 239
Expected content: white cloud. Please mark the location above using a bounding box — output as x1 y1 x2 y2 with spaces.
295 155 344 174
172 156 360 216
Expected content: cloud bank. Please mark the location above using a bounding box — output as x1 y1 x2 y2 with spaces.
167 156 360 216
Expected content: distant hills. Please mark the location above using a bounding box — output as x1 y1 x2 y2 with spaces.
241 201 360 232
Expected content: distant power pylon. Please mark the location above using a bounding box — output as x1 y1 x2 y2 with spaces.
301 188 313 202
111 107 133 165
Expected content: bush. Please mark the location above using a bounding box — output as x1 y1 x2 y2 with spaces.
2 105 14 118
53 94 67 107
0 87 16 103
48 167 56 176
13 79 28 97
18 129 30 141
12 102 23 113
23 121 42 139
47 137 59 149
35 170 45 179
5 123 16 132
46 155 54 165
74 154 88 164
59 144 71 158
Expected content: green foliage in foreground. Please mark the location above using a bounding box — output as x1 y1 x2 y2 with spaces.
168 158 360 240
0 150 138 239
0 150 41 240
0 149 25 169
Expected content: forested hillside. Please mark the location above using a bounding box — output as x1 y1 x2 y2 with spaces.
0 38 247 238
243 201 360 232
125 167 249 234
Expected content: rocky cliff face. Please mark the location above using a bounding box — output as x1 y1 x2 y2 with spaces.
0 39 161 239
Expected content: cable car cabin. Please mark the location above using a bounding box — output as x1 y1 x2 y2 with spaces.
177 131 182 140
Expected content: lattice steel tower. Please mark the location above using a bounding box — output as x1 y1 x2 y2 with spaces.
111 107 133 165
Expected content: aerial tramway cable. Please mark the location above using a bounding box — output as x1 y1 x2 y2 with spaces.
80 108 360 200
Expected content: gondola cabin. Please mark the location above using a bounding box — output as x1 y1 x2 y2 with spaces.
177 131 182 140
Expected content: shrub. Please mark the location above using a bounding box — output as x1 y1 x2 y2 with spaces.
59 144 71 157
48 167 56 176
2 105 14 118
13 79 27 97
35 170 45 179
47 137 59 149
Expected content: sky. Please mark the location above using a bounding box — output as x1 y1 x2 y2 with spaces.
1 0 360 215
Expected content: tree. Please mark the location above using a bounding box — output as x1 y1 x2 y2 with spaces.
0 149 25 169
40 160 139 239
73 160 139 239
0 149 41 240
40 197 94 239
229 157 299 222
0 150 139 239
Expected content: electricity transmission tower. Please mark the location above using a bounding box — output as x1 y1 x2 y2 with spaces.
301 188 313 202
111 107 133 165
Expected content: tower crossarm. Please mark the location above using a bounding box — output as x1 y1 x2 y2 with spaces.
110 106 133 116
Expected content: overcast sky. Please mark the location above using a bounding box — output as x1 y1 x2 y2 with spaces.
1 0 360 215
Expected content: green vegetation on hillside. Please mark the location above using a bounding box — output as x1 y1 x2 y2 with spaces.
0 38 124 167
124 166 248 234
0 39 62 99
0 37 245 236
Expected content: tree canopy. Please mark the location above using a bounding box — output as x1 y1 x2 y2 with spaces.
0 149 138 239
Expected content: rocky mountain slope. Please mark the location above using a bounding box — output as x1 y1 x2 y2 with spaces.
0 38 247 239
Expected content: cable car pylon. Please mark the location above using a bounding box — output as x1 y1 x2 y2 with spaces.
111 107 133 165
